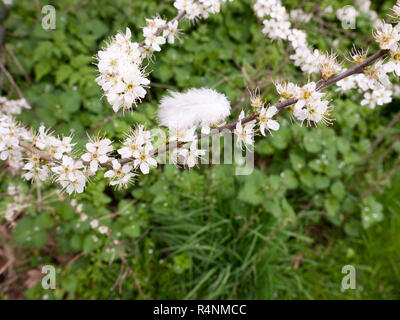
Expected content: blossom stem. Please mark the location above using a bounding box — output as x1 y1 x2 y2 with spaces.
18 49 390 168
151 50 390 157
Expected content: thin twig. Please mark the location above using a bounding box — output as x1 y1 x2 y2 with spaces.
5 44 32 84
0 64 24 99
371 110 400 151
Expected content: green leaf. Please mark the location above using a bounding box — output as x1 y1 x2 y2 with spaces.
59 90 82 114
281 170 298 190
36 212 55 229
13 216 48 249
55 65 73 85
83 234 102 252
361 196 384 229
83 99 103 113
290 153 305 172
309 159 325 173
271 126 290 150
314 175 330 190
31 230 48 249
238 170 268 205
304 131 322 153
331 181 345 200
154 64 173 82
344 221 360 237
173 254 192 274
123 223 141 239
281 198 296 222
299 169 314 188
37 106 58 127
255 140 274 155
13 216 34 246
52 201 75 220
34 62 52 81
71 55 92 68
265 198 282 219
70 234 83 251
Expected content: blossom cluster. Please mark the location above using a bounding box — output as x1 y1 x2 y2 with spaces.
335 13 400 109
0 98 152 194
1 90 233 194
356 0 379 23
0 97 31 170
174 0 232 20
324 1 378 26
336 55 393 109
254 0 343 77
0 97 31 169
96 0 232 113
253 0 400 110
21 122 154 194
0 97 30 114
95 28 150 113
116 125 156 175
289 9 312 23
233 92 280 151
274 81 332 126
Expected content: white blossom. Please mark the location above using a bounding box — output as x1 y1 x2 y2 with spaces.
133 145 158 174
104 159 135 189
234 111 256 149
373 21 400 51
336 75 357 92
169 127 197 143
98 226 109 234
82 138 113 173
179 140 206 168
258 106 280 135
163 21 180 44
51 156 87 194
96 28 150 112
118 126 152 159
90 219 99 229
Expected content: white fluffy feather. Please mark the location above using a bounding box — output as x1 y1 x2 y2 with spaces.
158 88 231 130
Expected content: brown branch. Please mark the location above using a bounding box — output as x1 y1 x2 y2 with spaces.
17 49 389 169
371 109 400 151
114 245 146 299
144 50 390 159
0 64 24 99
5 44 32 84
316 49 389 91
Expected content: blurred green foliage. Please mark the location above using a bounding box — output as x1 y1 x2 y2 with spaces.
1 0 400 299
